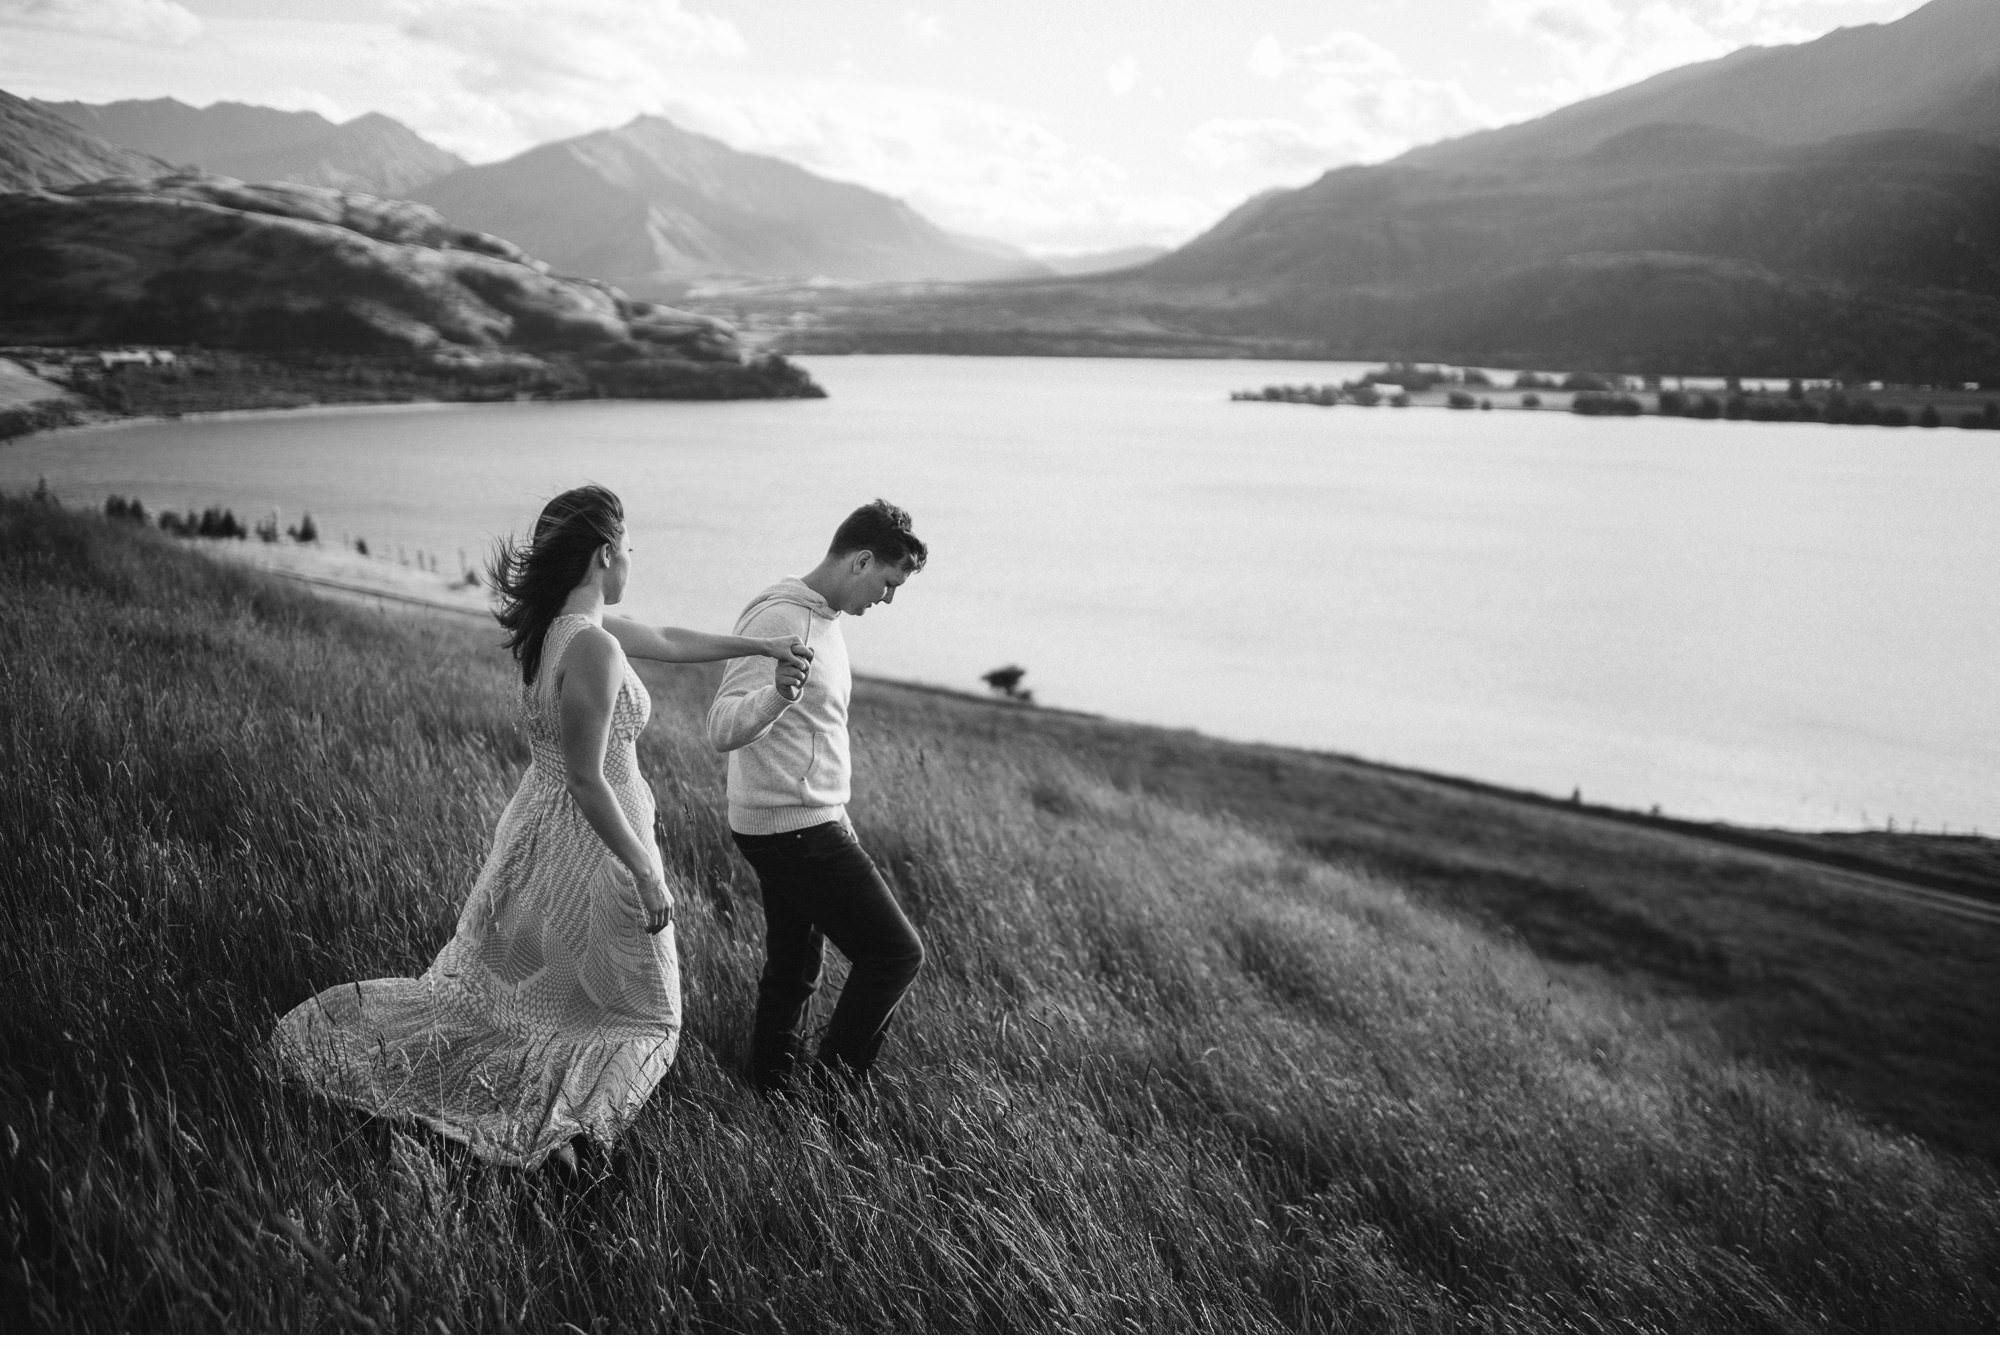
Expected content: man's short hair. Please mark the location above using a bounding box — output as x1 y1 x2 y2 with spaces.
830 499 927 570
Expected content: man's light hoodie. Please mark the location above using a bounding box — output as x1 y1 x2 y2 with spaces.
706 577 851 835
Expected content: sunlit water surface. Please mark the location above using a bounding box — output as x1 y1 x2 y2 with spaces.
8 354 1995 832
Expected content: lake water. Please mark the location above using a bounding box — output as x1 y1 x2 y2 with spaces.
7 354 1996 834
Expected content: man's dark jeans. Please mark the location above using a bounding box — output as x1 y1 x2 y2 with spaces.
732 819 924 1090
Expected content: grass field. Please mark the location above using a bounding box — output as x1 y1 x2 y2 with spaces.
2 491 1995 1332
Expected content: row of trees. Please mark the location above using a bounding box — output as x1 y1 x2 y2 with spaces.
1231 383 1415 407
1358 363 1494 391
103 495 484 567
106 495 322 541
1651 391 2000 427
1515 371 1623 392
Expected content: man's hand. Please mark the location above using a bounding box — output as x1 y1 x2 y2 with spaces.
769 638 813 701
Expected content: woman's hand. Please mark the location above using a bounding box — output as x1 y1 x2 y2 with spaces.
767 638 813 700
637 870 675 934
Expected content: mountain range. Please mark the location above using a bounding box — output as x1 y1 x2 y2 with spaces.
1 89 170 192
39 97 465 200
1405 0 2000 170
9 0 2000 375
704 0 2000 379
409 115 1049 295
0 172 824 398
28 96 1054 289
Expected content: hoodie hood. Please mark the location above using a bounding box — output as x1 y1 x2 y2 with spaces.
737 575 839 646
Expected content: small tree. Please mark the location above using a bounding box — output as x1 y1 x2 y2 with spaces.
981 665 1033 703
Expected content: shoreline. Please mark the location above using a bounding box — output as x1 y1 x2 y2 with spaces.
13 351 1995 443
213 536 2000 917
0 343 825 444
17 371 1993 865
176 535 493 618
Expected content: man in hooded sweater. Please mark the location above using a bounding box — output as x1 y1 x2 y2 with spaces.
707 500 928 1093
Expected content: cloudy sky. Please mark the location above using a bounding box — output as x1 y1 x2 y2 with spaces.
1 0 1929 253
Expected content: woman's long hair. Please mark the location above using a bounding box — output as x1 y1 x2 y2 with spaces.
488 485 625 685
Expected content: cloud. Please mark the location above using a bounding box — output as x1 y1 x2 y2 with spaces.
1187 117 1341 173
0 0 200 45
1204 30 1492 174
1248 33 1285 80
1105 54 1139 97
393 0 746 151
1290 31 1406 77
1485 0 1922 102
900 10 948 44
655 84 1210 250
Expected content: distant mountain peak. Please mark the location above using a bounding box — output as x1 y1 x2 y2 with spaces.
34 95 464 199
0 87 173 191
412 109 1050 291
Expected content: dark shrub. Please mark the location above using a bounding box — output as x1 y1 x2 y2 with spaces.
1561 372 1613 392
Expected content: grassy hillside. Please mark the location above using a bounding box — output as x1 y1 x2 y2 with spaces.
2 493 1995 1332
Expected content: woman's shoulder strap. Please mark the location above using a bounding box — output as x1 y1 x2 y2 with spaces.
533 612 597 688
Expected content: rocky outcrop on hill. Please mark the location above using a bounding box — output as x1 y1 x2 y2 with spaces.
39 97 466 199
0 173 820 398
412 113 1051 295
0 89 172 192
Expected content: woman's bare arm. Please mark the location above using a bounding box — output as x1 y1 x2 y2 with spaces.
603 615 810 672
557 624 673 932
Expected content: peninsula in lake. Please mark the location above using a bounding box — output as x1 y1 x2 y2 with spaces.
0 91 820 415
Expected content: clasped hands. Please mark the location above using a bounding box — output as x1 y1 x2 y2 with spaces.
767 637 815 700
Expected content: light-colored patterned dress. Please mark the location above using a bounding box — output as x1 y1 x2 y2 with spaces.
273 613 682 1169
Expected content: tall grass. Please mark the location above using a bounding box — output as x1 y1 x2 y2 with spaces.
2 493 1994 1331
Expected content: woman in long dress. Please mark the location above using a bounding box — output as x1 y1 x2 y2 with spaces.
273 485 810 1171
